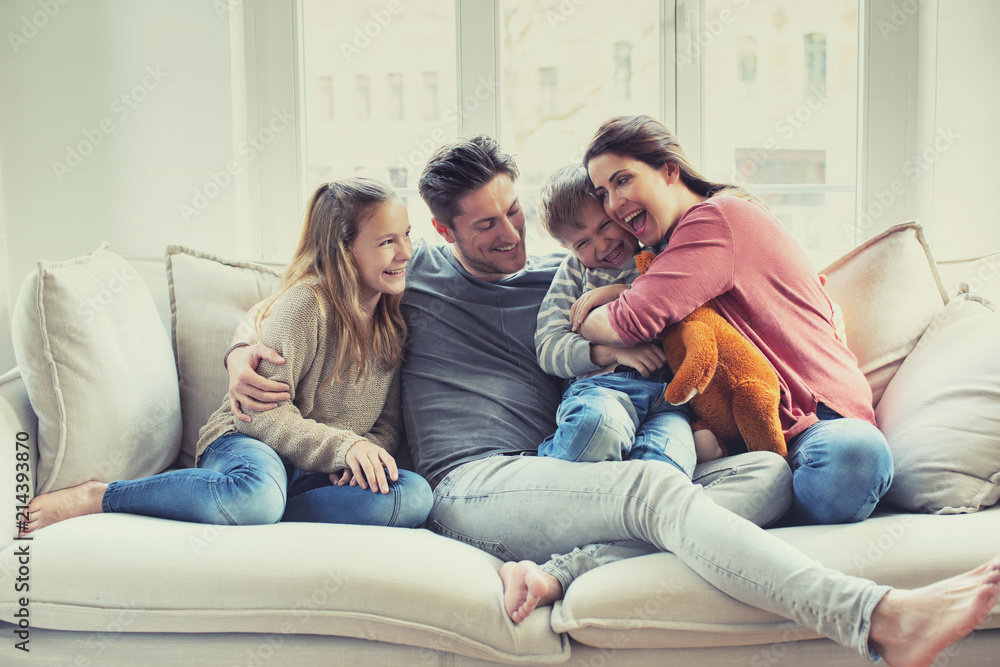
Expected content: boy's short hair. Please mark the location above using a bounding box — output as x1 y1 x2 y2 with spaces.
538 164 600 244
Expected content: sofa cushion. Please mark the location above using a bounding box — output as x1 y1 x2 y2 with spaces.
165 246 281 467
876 296 1000 513
0 515 568 664
10 243 182 494
820 222 948 407
550 508 1000 649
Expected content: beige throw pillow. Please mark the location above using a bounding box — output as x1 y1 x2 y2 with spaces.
165 246 282 467
876 296 1000 513
820 222 949 407
11 243 182 494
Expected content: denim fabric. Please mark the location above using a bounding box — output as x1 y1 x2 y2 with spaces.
103 432 433 528
785 404 893 525
539 372 696 477
428 453 888 660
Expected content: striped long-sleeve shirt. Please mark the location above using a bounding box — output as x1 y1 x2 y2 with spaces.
535 254 640 380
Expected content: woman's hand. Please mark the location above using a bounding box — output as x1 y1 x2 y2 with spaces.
613 342 667 377
227 343 291 422
570 284 627 331
344 440 399 494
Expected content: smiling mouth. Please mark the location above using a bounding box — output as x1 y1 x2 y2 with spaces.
621 209 647 235
601 243 627 267
493 242 519 255
383 268 405 277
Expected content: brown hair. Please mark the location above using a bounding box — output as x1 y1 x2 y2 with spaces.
537 164 600 243
417 135 519 229
256 178 406 384
583 115 760 203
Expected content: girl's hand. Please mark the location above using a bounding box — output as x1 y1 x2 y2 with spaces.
570 284 627 331
613 342 667 377
331 468 358 487
345 440 399 494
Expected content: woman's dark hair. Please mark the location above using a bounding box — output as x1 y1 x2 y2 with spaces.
583 115 757 202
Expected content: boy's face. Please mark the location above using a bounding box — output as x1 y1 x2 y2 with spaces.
561 198 640 271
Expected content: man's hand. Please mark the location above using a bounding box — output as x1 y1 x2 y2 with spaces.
613 342 667 377
227 342 291 422
341 440 399 494
570 284 627 331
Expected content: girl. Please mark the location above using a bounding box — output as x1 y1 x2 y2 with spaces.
577 115 893 526
21 178 433 532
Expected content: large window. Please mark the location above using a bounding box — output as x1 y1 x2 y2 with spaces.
299 1 863 265
301 0 457 245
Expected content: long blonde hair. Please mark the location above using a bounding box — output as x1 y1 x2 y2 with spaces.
256 178 406 384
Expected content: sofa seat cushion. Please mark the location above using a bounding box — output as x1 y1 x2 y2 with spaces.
551 508 1000 650
0 516 567 664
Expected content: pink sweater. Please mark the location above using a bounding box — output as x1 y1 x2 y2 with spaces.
607 196 875 441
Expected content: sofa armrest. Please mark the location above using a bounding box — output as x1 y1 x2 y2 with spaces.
0 369 38 553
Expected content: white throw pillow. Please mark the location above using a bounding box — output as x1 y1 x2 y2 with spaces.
165 246 282 467
11 243 182 494
821 222 949 407
876 296 1000 513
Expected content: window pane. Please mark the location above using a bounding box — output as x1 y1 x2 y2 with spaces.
499 0 661 256
301 1 457 245
700 0 860 267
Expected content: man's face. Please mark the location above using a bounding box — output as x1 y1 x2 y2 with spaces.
433 174 527 282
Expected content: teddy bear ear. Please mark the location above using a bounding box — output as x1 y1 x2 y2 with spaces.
635 250 655 275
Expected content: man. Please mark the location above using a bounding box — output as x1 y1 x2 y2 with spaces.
227 136 1000 665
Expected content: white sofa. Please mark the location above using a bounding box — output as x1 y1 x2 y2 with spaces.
1 223 999 666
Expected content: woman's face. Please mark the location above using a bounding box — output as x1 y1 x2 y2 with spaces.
587 153 683 247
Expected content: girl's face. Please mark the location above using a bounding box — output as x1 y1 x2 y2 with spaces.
352 197 412 309
587 153 684 247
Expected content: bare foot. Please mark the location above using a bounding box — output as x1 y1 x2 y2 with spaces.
498 560 564 624
19 481 108 536
870 556 1000 667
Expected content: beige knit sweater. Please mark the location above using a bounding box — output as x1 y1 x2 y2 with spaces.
196 280 402 473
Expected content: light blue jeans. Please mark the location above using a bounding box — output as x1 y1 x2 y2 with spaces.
785 404 894 525
539 371 696 477
428 453 889 660
102 432 433 528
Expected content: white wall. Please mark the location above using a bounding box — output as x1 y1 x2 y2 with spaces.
0 0 241 370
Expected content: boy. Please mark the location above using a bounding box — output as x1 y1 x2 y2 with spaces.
535 165 712 475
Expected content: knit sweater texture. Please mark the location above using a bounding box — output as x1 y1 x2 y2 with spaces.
196 279 402 472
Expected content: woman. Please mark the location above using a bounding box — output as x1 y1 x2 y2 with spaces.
577 114 893 526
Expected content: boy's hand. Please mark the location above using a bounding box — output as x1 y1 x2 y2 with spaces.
613 342 666 377
570 284 627 331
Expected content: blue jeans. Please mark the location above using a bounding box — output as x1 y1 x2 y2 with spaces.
539 372 696 477
102 432 433 528
784 404 893 526
429 453 888 661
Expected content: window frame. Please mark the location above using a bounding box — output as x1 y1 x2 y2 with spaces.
237 0 929 261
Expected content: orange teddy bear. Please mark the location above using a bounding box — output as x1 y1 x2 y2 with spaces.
634 250 787 459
